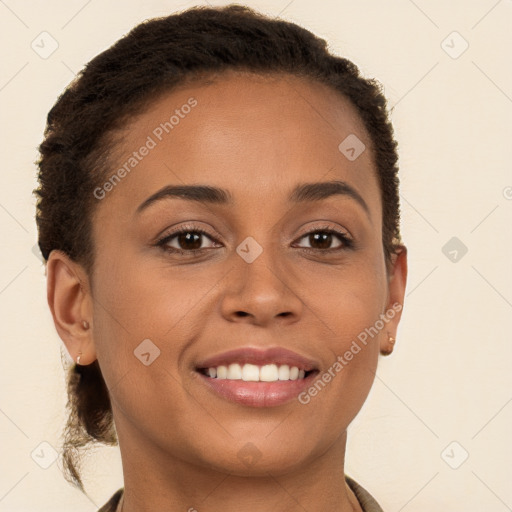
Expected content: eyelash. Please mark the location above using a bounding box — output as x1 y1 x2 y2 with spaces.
155 223 354 256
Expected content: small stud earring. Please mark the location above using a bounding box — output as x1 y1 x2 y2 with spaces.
76 351 82 365
82 320 89 329
380 334 396 356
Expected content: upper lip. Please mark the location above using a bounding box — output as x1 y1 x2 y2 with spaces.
195 347 319 372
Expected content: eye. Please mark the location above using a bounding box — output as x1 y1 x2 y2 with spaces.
293 226 354 252
155 223 354 257
156 224 220 255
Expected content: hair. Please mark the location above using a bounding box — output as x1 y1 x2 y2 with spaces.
34 3 403 492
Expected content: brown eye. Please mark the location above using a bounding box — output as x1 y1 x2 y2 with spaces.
175 231 204 250
294 228 353 252
157 226 220 254
307 232 338 250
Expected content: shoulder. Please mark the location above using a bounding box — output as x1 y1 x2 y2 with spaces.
97 488 124 512
345 474 385 512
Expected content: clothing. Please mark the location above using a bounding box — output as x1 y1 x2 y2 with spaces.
97 474 384 512
345 475 385 512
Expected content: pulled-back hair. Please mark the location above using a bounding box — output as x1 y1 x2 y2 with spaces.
34 4 402 492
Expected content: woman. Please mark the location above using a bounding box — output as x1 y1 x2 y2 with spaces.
35 5 407 511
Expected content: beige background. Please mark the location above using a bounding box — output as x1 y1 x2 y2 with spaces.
1 0 511 510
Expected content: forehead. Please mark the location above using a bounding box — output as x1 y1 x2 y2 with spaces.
96 71 380 219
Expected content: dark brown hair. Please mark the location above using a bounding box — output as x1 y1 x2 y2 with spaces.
34 4 403 492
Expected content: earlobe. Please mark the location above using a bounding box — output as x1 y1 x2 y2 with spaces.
380 333 396 356
380 245 408 356
46 250 96 365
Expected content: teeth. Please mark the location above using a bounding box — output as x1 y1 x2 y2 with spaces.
227 363 242 379
242 363 260 381
278 364 290 380
260 364 278 382
216 366 228 379
205 363 308 382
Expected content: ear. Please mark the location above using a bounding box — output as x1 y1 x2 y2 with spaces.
380 245 408 356
46 250 96 365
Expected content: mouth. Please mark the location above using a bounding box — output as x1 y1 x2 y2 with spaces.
194 347 320 407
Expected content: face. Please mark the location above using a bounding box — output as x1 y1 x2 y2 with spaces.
78 72 406 475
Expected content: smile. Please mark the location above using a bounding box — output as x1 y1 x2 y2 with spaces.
198 363 312 381
195 347 320 407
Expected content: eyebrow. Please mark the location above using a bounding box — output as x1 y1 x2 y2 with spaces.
136 180 371 218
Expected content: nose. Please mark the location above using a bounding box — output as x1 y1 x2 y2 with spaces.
219 243 304 327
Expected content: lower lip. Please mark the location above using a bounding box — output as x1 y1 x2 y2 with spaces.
197 371 318 407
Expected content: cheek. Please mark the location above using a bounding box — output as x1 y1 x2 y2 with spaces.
299 256 387 413
322 287 383 389
90 259 199 433
93 253 191 333
90 253 223 375
296 298 381 439
307 251 388 340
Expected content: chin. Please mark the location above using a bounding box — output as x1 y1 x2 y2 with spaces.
190 438 318 477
